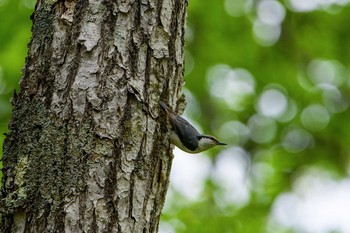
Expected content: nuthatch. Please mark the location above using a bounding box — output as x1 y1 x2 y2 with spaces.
160 101 226 153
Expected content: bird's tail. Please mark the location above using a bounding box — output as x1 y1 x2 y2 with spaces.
159 101 174 115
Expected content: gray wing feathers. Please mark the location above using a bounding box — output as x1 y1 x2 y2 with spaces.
172 116 200 151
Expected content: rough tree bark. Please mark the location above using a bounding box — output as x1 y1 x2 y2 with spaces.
0 0 187 232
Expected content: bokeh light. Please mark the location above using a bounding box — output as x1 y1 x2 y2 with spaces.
170 148 211 200
286 0 350 12
207 65 255 111
322 87 349 113
212 147 251 208
301 104 330 131
257 0 286 26
248 114 277 144
307 59 346 88
269 169 350 233
257 88 288 119
282 128 314 153
253 0 285 46
253 20 281 46
224 0 252 17
184 50 195 76
219 120 250 145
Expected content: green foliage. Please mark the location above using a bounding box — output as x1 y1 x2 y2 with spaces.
0 0 35 184
1 0 350 232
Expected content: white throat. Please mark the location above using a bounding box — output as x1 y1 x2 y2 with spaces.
169 132 217 154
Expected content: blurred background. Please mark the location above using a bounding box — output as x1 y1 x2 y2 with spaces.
1 0 350 232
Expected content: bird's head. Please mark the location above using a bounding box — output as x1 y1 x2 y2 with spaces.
197 135 226 152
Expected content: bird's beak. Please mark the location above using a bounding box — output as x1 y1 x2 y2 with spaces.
218 142 227 145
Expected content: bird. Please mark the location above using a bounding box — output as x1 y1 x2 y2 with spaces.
160 101 226 153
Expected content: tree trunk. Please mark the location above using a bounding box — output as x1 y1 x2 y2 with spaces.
0 0 187 232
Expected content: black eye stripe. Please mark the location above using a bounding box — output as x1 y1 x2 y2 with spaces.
198 135 218 142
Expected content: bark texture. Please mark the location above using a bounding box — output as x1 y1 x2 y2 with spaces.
0 0 187 232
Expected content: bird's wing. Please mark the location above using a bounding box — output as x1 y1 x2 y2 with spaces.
171 115 201 151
